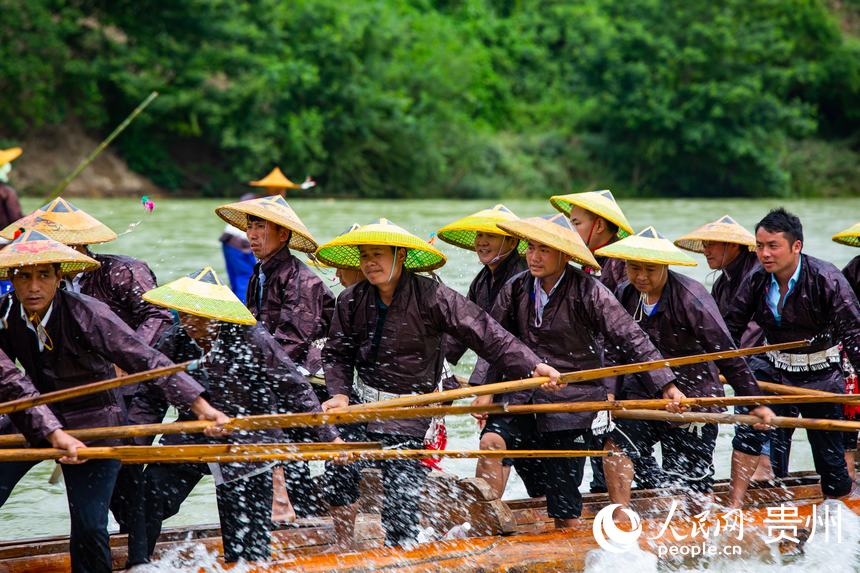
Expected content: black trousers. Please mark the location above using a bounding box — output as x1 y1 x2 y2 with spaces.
109 464 148 566
540 429 588 519
325 427 429 547
0 459 121 573
143 462 274 562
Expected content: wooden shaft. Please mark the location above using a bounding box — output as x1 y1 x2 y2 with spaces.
719 374 840 398
0 361 194 416
613 409 860 431
345 340 809 411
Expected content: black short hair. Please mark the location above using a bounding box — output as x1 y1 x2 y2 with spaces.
755 208 803 245
602 218 619 235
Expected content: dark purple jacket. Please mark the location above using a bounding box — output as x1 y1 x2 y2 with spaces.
711 249 764 349
246 245 335 373
445 251 527 365
724 255 860 392
483 266 675 431
616 271 759 410
592 254 628 294
844 255 860 302
0 290 203 446
323 271 542 437
0 349 62 445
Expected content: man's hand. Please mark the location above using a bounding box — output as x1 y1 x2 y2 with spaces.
750 405 776 431
536 363 562 390
471 394 493 427
661 383 687 413
190 397 232 438
47 429 86 464
322 394 349 412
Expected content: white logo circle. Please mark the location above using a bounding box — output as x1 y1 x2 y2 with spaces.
592 504 643 553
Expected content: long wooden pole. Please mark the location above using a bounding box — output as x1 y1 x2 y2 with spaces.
613 409 860 431
0 361 194 416
719 375 839 398
344 340 808 411
0 447 611 465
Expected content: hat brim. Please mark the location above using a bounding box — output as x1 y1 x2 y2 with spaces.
497 220 600 272
833 225 860 248
596 237 698 267
215 203 318 253
0 252 100 280
436 226 527 255
549 195 634 237
316 235 446 272
143 278 257 325
0 214 118 245
0 148 22 166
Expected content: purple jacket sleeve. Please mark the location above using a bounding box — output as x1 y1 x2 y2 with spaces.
723 273 761 346
0 352 63 445
323 291 359 398
824 270 860 373
116 261 173 347
271 265 335 365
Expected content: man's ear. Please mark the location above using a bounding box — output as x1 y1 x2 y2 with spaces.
792 240 803 254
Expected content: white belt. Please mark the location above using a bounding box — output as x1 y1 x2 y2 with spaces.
766 345 840 372
353 377 416 404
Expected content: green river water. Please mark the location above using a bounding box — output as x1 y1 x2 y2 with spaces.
1 195 859 549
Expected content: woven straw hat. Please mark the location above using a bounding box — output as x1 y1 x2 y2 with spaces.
308 223 361 270
215 195 318 253
316 218 447 272
0 229 100 279
496 213 601 272
249 167 301 190
143 267 256 325
833 221 860 248
0 147 22 166
549 189 634 237
0 197 118 245
595 226 697 267
674 215 755 253
436 204 527 255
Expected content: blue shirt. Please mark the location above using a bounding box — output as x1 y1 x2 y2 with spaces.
766 255 802 323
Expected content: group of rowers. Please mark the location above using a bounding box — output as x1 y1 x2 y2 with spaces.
0 160 859 573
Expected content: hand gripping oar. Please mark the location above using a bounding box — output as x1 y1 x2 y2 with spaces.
613 409 860 432
0 361 196 416
342 340 809 411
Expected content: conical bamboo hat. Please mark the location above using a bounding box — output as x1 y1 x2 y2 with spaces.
549 189 634 237
0 147 22 166
0 229 100 279
674 215 756 253
833 221 860 248
316 218 446 272
436 204 526 255
215 195 317 253
497 213 601 272
0 197 117 245
596 226 698 266
143 267 256 325
248 167 301 190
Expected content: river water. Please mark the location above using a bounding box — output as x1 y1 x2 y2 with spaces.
1 196 859 567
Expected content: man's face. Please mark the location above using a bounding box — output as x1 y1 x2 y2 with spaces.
568 206 599 248
525 241 570 279
179 313 218 342
12 264 61 316
335 267 364 288
755 228 801 275
626 261 668 295
474 232 515 266
246 219 290 260
702 241 741 270
359 245 404 286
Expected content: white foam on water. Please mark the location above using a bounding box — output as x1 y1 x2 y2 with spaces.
584 546 659 573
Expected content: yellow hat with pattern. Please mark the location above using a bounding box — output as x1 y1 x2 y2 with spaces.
215 194 317 253
143 267 256 325
549 189 634 237
674 215 755 253
596 226 698 266
0 229 100 279
496 213 601 272
0 197 117 245
436 204 527 255
833 221 860 248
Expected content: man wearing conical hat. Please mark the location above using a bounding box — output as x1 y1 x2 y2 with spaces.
436 205 546 499
834 220 860 300
0 147 23 233
550 189 633 293
126 268 340 564
595 227 773 507
216 195 334 521
0 231 229 573
317 218 560 548
471 214 674 528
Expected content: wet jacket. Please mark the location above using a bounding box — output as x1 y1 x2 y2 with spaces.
0 183 23 230
591 254 628 294
724 255 860 392
616 271 759 410
323 271 542 437
128 323 337 482
0 290 203 446
711 249 764 349
844 255 860 301
483 265 675 432
246 245 335 373
0 349 62 445
445 251 526 365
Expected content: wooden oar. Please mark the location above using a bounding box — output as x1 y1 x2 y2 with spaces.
344 340 809 411
5 390 856 448
0 446 611 464
0 361 195 416
719 374 842 399
613 409 860 432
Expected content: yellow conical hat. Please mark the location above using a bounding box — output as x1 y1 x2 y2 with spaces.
595 226 698 267
143 267 256 325
833 221 860 248
0 147 22 166
249 167 301 190
436 204 526 255
549 189 634 237
0 197 117 245
674 215 755 253
215 195 317 253
307 223 360 270
496 213 601 272
316 218 447 272
0 229 100 279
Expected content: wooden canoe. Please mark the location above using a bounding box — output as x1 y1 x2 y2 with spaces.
0 469 855 572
